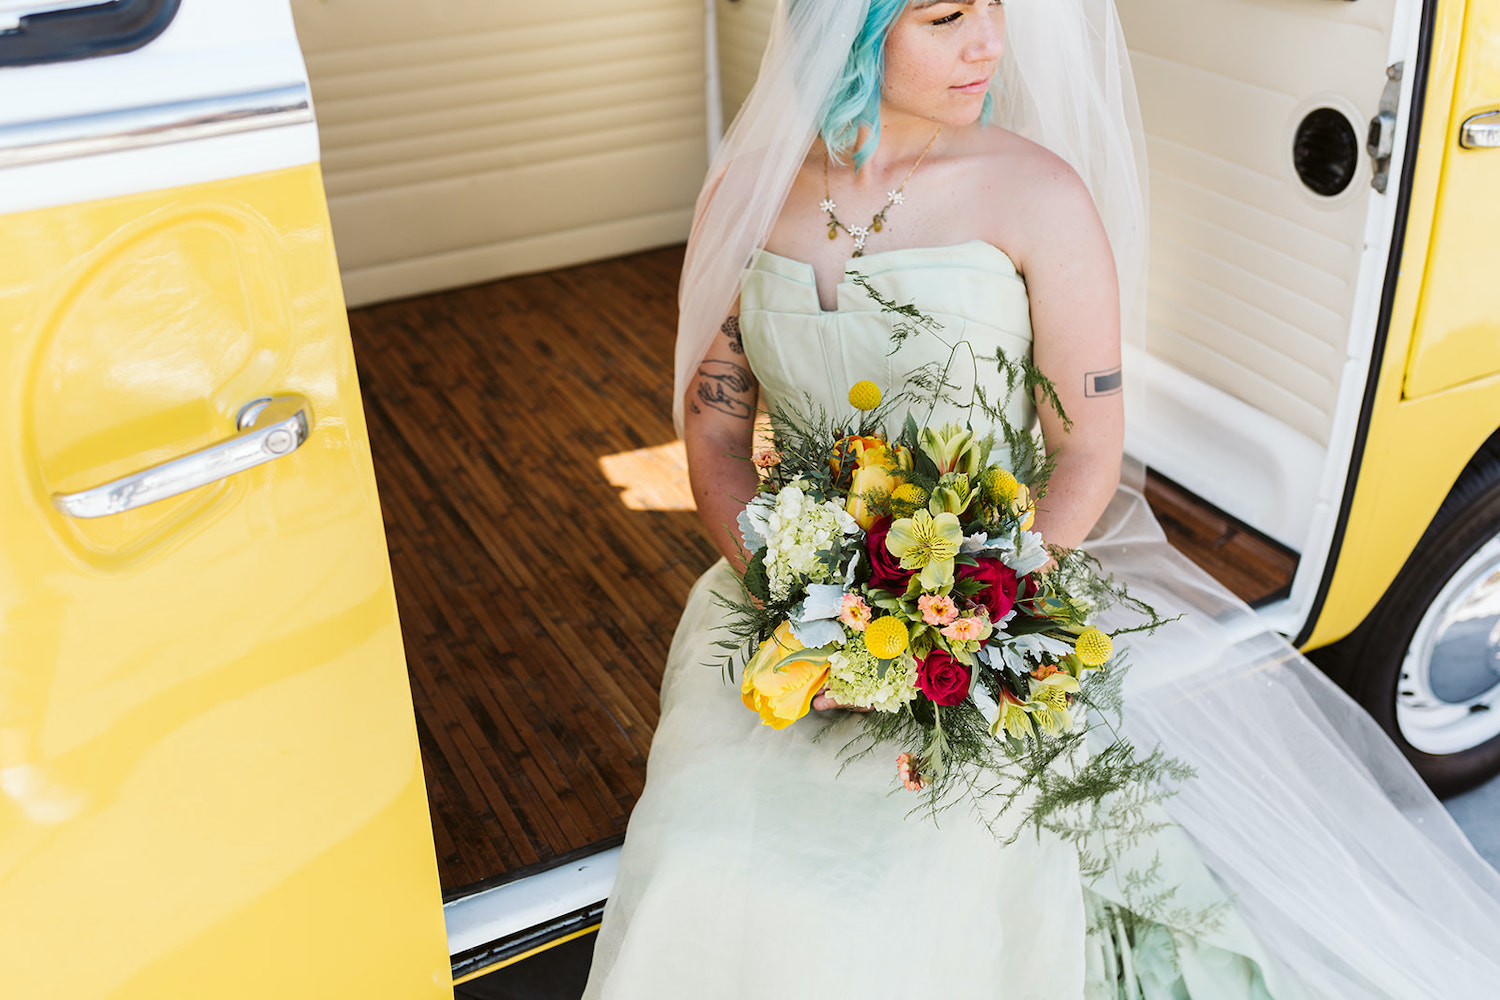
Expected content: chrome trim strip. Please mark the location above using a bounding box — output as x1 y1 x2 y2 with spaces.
0 83 313 168
0 0 114 31
444 847 620 958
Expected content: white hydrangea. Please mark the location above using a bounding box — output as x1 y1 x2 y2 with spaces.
823 642 918 713
755 481 860 601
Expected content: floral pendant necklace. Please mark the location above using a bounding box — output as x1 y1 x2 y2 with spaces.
821 126 942 257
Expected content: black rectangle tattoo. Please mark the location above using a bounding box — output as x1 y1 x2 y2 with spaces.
1086 367 1123 397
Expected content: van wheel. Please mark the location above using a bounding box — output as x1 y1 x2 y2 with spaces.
1318 453 1500 798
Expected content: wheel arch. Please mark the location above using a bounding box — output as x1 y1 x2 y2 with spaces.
1309 420 1500 670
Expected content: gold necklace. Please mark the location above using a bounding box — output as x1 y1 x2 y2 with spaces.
821 126 942 257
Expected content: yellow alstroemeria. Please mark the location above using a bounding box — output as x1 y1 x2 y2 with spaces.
1027 672 1080 735
919 423 988 476
928 472 974 516
886 509 964 590
991 689 1035 741
741 622 832 729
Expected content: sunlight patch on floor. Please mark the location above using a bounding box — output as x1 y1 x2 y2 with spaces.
598 440 695 512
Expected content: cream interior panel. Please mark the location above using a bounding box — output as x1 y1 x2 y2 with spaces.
290 0 707 306
1118 0 1395 456
716 0 777 125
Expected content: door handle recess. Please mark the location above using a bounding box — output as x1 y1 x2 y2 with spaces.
1460 111 1500 149
52 394 312 519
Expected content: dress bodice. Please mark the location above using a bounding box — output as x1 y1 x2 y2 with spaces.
738 240 1035 438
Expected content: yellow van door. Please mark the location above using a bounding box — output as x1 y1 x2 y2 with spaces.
1401 0 1500 399
0 2 450 998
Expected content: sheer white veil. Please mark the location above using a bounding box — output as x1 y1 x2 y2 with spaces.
672 3 1500 997
672 0 1147 446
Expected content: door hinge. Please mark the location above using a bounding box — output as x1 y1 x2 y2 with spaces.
1367 62 1404 193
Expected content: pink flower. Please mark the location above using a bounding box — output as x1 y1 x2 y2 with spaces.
839 593 873 631
917 593 959 626
752 448 782 470
896 752 926 791
941 616 986 642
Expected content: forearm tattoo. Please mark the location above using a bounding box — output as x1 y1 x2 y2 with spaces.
1085 366 1123 397
690 361 755 418
722 315 744 354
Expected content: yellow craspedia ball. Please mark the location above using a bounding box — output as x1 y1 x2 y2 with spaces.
864 616 910 659
1075 627 1113 667
980 466 1020 505
891 482 928 510
848 380 882 412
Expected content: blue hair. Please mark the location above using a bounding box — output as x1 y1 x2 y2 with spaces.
821 1 996 171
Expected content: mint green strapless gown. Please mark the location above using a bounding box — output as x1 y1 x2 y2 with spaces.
583 242 1500 999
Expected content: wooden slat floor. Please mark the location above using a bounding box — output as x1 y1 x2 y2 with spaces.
348 245 1298 894
1143 471 1298 608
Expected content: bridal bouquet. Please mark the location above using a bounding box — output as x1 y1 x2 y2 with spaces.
716 279 1167 815
725 380 1118 791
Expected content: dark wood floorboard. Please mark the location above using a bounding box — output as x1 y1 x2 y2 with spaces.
349 244 1299 892
1143 471 1298 606
350 246 717 889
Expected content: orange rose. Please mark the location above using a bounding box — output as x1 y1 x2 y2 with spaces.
741 622 832 729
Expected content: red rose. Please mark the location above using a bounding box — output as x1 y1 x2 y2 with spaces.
917 649 971 707
866 517 916 593
957 556 1019 621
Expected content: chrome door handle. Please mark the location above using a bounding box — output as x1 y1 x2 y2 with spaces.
53 394 313 519
1460 111 1500 149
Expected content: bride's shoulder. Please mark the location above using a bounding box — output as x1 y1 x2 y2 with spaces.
957 126 1106 264
964 126 1094 217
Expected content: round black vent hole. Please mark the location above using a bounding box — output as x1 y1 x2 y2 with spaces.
1294 107 1359 197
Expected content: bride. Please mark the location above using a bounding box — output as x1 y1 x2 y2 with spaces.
584 1 1500 996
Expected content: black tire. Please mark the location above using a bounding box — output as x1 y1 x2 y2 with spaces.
1311 445 1500 799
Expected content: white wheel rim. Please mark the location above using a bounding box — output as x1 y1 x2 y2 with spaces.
1396 535 1500 755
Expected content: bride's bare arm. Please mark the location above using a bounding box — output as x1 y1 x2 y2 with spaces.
1015 161 1125 551
683 306 761 569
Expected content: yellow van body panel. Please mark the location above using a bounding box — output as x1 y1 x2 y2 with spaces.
1403 0 1500 398
1306 0 1500 649
0 165 451 998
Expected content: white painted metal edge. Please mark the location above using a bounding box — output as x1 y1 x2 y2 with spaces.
704 0 723 160
443 847 621 957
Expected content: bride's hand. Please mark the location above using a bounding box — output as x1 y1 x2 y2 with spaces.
811 689 872 713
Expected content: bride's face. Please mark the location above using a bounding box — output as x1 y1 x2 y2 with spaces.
882 0 1005 127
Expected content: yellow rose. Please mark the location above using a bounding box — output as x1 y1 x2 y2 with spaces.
1013 482 1036 531
837 435 913 530
847 462 900 530
741 622 831 729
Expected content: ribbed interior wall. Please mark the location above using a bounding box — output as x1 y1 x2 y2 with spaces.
1117 0 1394 449
289 0 708 307
716 0 776 126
